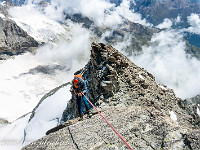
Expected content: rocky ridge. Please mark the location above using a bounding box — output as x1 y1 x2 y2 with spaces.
82 43 200 128
184 94 200 106
0 2 38 59
0 17 39 59
23 43 200 150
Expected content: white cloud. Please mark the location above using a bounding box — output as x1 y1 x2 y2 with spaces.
35 22 91 66
186 13 200 34
104 11 123 27
114 0 151 27
0 22 91 122
132 30 200 99
33 0 151 27
78 0 114 26
155 15 181 29
0 13 5 19
156 18 173 29
113 33 133 52
46 0 114 26
174 15 181 24
3 5 92 122
42 0 66 21
0 1 6 6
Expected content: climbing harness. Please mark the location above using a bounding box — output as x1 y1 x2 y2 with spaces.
82 93 133 150
74 92 89 120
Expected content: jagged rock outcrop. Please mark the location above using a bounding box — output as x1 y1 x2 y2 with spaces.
23 43 200 150
184 94 200 106
183 94 200 118
0 17 38 59
0 1 14 16
82 43 200 128
0 1 38 59
0 118 8 124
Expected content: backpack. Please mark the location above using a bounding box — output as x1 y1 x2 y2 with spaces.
72 74 85 92
74 74 85 81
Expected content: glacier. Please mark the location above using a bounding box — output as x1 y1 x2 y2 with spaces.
0 0 200 149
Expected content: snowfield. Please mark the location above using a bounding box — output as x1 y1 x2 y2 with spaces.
0 0 200 149
0 84 71 150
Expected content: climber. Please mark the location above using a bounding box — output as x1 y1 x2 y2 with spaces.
72 74 91 121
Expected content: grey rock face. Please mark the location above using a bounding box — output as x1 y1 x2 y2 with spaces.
23 106 200 150
0 118 8 124
184 94 200 105
0 1 14 17
0 17 38 59
184 94 200 117
23 43 200 149
82 43 200 128
0 1 38 59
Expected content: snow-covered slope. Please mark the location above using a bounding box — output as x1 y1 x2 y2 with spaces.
0 53 60 121
0 0 200 150
0 83 71 150
0 114 31 150
0 3 91 121
23 84 71 146
8 4 67 44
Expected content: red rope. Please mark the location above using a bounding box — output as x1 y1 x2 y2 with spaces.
83 94 133 150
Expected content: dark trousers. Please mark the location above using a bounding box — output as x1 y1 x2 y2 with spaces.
76 93 90 115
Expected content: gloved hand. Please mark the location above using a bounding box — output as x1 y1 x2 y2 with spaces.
78 93 82 97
